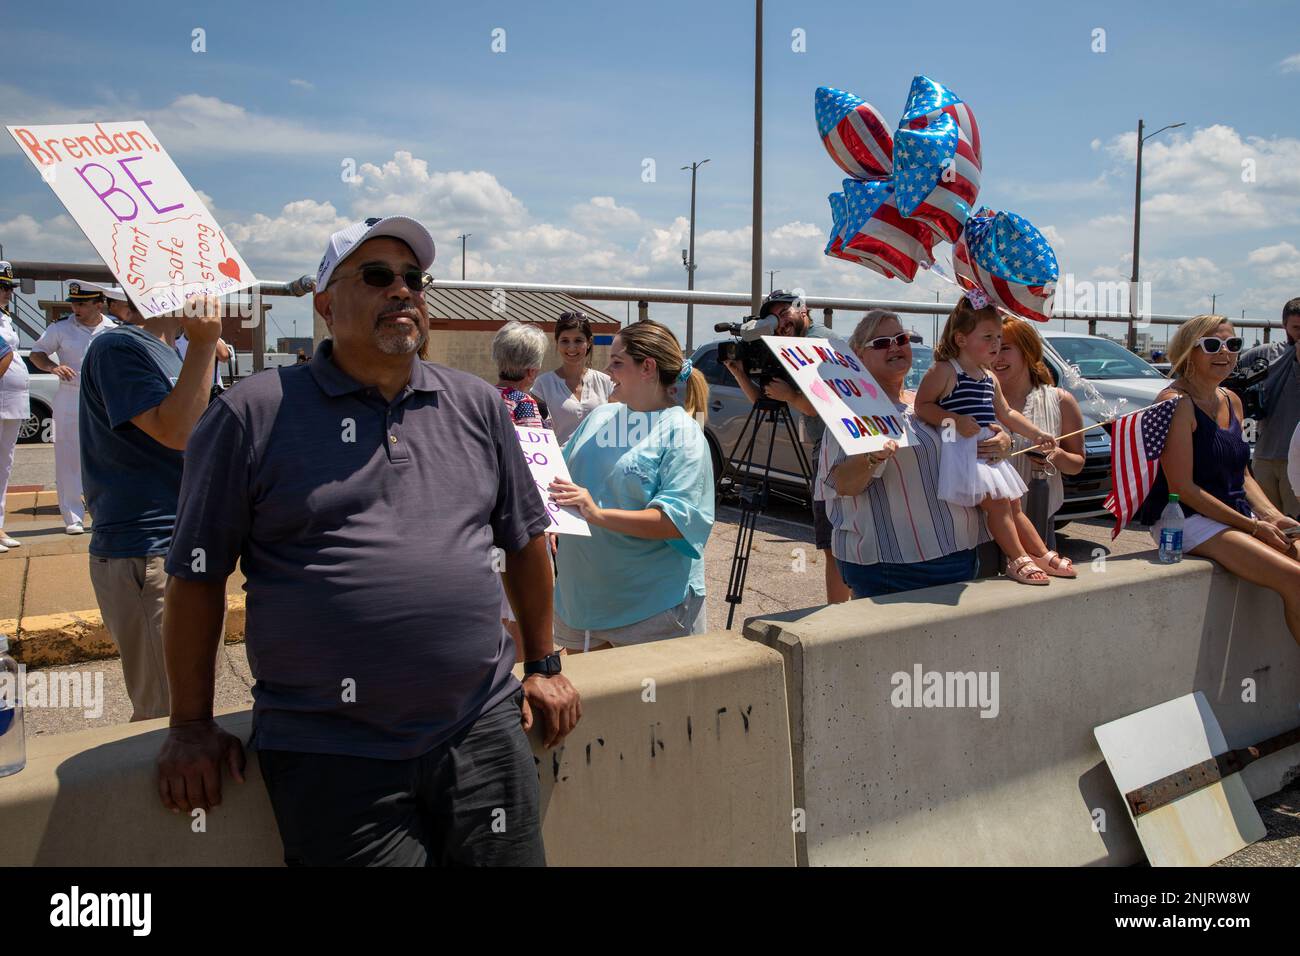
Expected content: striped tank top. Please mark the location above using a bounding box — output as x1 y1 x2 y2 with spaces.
938 359 997 426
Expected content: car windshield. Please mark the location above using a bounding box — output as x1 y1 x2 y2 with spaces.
1042 336 1164 381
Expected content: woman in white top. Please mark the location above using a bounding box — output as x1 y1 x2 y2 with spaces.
0 262 30 552
531 311 615 444
992 317 1086 566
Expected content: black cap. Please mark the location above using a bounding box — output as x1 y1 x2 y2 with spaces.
759 289 801 319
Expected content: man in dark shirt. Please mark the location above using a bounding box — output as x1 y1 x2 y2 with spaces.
156 216 579 867
80 293 224 720
1239 298 1300 516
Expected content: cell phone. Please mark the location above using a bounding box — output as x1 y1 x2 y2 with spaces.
1284 526 1300 539
1025 450 1048 462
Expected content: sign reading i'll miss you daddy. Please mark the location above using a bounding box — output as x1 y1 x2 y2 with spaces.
515 426 591 537
7 121 256 318
761 334 912 455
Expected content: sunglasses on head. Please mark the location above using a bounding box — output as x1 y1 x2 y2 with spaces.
345 265 432 292
1196 336 1243 354
866 332 922 350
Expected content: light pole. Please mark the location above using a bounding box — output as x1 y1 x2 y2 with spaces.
681 158 709 351
1129 118 1184 348
457 234 471 280
767 270 779 294
1210 292 1218 313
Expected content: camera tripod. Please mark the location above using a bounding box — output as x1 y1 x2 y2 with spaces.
719 396 815 629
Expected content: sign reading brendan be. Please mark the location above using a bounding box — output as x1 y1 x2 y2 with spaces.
7 121 256 318
760 334 912 454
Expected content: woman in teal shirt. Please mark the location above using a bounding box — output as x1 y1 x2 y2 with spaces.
548 320 714 652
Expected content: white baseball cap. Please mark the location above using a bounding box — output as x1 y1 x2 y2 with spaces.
315 216 436 291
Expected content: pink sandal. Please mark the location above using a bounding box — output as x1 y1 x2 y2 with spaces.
1006 554 1050 586
1032 551 1077 578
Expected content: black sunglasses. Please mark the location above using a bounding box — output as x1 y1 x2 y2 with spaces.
1196 336 1243 354
345 265 432 292
866 332 922 350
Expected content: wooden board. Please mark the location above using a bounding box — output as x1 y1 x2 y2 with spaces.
1094 691 1265 867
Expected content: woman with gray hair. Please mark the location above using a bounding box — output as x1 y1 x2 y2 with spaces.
816 310 1011 598
492 320 552 429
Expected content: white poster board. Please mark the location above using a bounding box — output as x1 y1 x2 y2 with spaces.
515 426 590 536
761 335 912 454
7 121 256 317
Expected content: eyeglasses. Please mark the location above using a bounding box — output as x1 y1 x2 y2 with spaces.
866 332 922 350
1196 336 1243 355
340 265 432 292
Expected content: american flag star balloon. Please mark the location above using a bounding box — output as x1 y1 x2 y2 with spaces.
953 207 1059 322
829 178 937 281
815 87 894 181
892 75 982 244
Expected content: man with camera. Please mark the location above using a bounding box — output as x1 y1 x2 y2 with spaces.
721 290 852 603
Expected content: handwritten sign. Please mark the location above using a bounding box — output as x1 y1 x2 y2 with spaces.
761 335 912 455
515 426 590 536
6 121 256 318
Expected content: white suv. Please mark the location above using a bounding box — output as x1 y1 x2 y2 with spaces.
17 350 57 444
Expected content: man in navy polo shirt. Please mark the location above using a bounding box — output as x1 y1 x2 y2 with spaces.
80 292 224 721
156 216 580 867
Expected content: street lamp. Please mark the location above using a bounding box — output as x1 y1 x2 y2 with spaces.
767 270 779 294
681 158 710 351
1128 119 1185 347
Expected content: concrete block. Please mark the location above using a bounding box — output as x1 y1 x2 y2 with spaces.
0 633 797 866
745 555 1300 867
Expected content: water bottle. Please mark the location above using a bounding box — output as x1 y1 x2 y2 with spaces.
0 634 24 777
1157 494 1184 564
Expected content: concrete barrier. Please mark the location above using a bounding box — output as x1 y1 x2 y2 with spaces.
744 554 1300 866
0 633 796 866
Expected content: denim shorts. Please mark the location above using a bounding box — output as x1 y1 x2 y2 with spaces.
837 548 978 599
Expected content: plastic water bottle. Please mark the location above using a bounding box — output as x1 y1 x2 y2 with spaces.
1157 494 1184 564
0 634 24 777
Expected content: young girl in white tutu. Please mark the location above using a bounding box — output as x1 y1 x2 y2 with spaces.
915 293 1059 585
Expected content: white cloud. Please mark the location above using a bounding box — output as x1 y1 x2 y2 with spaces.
1247 241 1300 280
570 196 640 231
0 85 377 158
224 199 352 276
0 212 94 261
289 79 314 91
349 151 528 234
1099 124 1300 230
1280 53 1300 73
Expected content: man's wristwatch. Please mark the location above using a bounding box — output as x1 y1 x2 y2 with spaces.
524 652 563 677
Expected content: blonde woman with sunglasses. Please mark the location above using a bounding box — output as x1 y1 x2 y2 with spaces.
1137 315 1300 645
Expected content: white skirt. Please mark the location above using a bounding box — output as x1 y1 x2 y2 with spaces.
938 426 1029 508
1146 513 1237 552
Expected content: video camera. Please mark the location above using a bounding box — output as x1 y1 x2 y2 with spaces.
714 315 793 387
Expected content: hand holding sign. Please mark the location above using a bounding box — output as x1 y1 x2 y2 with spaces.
515 427 591 536
6 120 256 318
761 335 912 455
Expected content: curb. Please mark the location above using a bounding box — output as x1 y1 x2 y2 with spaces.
1 595 246 667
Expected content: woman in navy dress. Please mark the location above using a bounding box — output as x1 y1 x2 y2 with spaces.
1139 315 1300 645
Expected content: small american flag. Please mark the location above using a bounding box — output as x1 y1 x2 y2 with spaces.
815 87 893 181
1103 397 1182 539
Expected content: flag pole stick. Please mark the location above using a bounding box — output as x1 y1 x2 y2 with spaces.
1005 398 1174 458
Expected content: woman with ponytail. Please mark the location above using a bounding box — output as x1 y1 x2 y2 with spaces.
547 320 715 652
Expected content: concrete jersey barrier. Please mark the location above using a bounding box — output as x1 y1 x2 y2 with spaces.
745 554 1300 866
0 633 797 867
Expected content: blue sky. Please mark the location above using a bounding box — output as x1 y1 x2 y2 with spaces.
3 0 1299 347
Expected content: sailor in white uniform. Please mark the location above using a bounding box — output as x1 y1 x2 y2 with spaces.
30 280 117 533
0 262 30 551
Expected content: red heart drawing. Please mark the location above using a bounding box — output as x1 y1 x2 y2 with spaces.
217 258 241 281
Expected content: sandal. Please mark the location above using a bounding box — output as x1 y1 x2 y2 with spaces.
1032 550 1077 579
1005 554 1050 586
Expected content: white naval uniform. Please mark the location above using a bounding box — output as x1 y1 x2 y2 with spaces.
0 311 30 532
31 314 117 525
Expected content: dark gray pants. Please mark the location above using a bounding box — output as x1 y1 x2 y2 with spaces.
258 690 544 867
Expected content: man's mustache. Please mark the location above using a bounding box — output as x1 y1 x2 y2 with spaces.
376 303 422 325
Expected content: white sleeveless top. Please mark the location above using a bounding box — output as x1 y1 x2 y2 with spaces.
1010 385 1064 516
